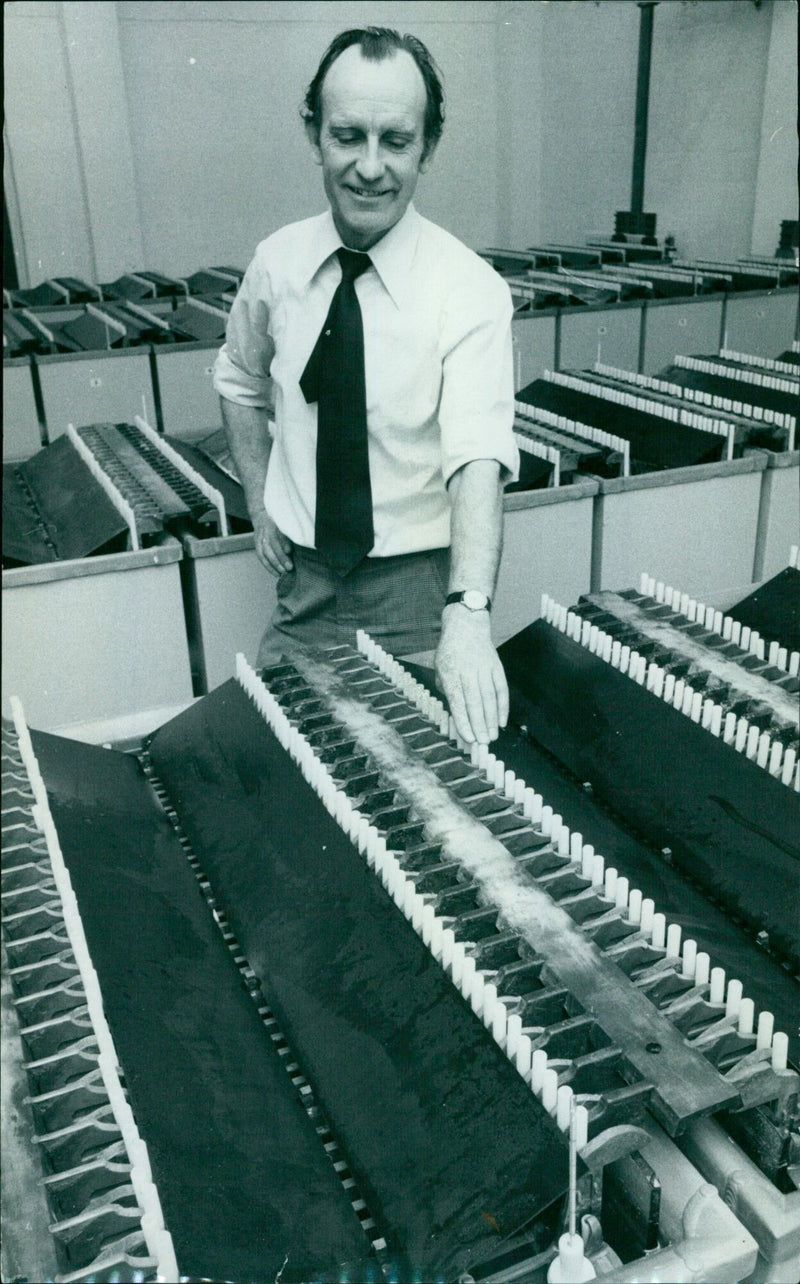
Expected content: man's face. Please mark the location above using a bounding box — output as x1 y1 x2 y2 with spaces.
309 46 432 251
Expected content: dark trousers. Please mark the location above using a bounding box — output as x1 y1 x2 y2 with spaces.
257 544 450 667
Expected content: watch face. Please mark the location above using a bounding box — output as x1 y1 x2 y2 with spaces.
463 590 488 611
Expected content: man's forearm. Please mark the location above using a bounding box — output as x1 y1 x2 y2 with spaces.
446 459 504 596
220 397 273 520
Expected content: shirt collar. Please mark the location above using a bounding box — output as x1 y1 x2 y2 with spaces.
304 203 421 309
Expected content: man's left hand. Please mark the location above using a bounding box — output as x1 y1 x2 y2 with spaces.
434 605 509 744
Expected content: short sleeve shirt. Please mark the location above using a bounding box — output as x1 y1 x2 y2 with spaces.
213 203 519 556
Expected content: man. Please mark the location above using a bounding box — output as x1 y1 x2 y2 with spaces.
214 27 518 745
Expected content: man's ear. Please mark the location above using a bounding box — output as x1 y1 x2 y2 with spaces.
419 139 438 174
305 119 323 165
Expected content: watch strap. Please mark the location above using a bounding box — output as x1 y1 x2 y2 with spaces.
445 590 492 611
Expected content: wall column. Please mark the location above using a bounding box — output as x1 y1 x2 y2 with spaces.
750 0 798 258
59 0 144 278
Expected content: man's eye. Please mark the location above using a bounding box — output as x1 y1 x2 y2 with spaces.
386 138 410 151
333 133 359 145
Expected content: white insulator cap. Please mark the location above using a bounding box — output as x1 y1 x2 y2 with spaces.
756 1010 774 1051
591 854 605 888
615 876 629 911
550 814 563 844
460 954 476 996
441 928 455 970
681 938 697 979
581 844 595 880
772 1031 789 1071
710 967 725 1005
421 903 435 946
450 941 465 985
746 725 760 760
492 1001 508 1045
506 1013 523 1059
570 832 583 862
666 923 681 958
611 640 622 668
493 760 506 790
558 827 571 857
726 978 743 1020
604 867 618 901
694 952 710 987
516 1033 533 1078
768 740 783 778
710 705 723 737
640 899 655 937
738 998 755 1036
756 732 771 769
542 1068 559 1113
531 1048 548 1092
782 747 797 786
541 805 554 836
556 1084 573 1131
514 779 526 806
471 970 486 1014
483 982 498 1026
522 787 537 819
628 888 642 925
504 769 516 798
574 1104 589 1153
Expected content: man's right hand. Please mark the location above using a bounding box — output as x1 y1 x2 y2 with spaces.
252 510 293 575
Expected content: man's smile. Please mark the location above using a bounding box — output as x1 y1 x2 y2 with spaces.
344 184 396 200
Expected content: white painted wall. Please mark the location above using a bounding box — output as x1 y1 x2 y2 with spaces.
751 0 799 257
116 0 501 275
645 0 774 260
4 0 797 283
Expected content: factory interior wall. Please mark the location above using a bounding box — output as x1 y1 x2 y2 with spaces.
4 1 798 285
751 0 799 258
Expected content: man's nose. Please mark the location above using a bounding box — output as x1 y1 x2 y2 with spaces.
355 139 386 182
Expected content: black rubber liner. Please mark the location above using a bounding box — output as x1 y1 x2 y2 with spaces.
499 623 800 966
30 729 372 1284
516 379 722 470
164 436 252 527
661 364 798 416
3 436 129 565
147 680 570 1282
727 566 800 655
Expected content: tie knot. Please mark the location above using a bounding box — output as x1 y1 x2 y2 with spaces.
337 247 372 281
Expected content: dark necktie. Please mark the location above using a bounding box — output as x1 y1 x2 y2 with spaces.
300 247 374 576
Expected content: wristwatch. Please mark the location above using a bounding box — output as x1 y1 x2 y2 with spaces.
445 590 492 612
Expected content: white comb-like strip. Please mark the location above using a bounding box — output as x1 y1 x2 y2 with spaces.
134 414 228 536
673 353 798 394
545 369 738 459
236 641 792 1148
515 396 630 476
593 360 794 447
636 569 800 681
514 431 561 487
235 650 594 1146
67 423 140 551
544 588 798 792
719 349 800 378
8 697 179 1282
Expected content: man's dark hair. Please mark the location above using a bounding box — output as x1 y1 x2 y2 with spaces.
302 27 445 159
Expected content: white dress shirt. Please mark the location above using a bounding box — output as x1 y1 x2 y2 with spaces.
213 203 518 557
